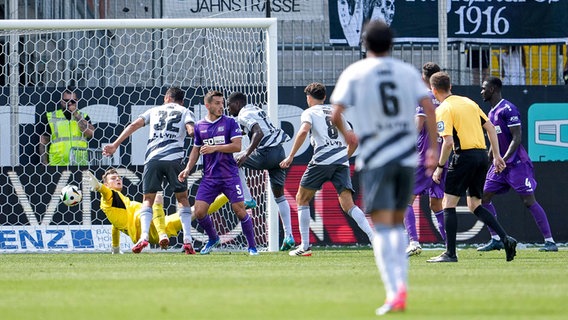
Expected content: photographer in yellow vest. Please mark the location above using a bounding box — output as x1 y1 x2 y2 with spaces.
38 88 95 165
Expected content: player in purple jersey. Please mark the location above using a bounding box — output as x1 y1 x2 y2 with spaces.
478 77 558 252
178 90 259 256
404 62 447 257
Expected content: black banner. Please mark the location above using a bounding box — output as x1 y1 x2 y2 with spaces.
2 85 568 245
329 0 568 46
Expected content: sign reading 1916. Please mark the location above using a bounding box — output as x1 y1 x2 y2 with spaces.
330 1 567 45
448 1 567 41
454 5 509 36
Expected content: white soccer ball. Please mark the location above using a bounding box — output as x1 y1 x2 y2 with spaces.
60 185 82 206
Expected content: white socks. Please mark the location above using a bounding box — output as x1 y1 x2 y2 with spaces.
348 206 375 241
297 205 311 250
139 206 153 241
179 206 193 244
276 195 293 237
372 224 408 301
372 224 397 301
393 224 408 288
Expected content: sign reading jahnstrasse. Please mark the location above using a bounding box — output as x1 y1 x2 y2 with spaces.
329 0 568 46
164 0 324 21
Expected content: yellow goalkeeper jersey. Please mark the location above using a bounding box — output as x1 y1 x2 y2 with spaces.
99 184 168 247
99 185 229 247
99 184 141 246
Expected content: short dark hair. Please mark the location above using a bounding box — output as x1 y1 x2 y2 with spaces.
227 92 247 106
485 76 503 90
102 168 119 183
304 82 326 100
205 90 224 104
429 71 451 92
165 86 185 104
362 20 393 54
422 62 441 81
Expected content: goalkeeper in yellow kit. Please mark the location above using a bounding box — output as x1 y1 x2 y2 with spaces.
86 168 228 254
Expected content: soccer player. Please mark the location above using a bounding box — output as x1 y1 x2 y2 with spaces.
478 77 558 252
279 82 374 257
85 169 228 254
330 21 439 316
103 87 195 253
227 92 295 251
427 71 517 263
178 90 259 256
404 62 447 257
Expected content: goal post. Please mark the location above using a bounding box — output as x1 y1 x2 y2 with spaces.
0 18 280 253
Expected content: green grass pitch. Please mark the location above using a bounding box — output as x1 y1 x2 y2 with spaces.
1 248 566 319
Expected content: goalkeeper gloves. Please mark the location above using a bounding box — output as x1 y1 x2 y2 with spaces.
111 246 123 254
85 171 101 191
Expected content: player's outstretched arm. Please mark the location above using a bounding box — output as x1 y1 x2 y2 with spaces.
103 118 144 156
84 171 102 191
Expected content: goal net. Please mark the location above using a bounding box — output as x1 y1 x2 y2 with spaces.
0 18 279 253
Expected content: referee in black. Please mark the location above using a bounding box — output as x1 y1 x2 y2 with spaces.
426 71 517 263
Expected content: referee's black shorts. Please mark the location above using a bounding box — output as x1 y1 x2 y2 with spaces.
444 149 488 199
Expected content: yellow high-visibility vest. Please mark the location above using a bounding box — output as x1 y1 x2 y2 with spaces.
47 109 89 165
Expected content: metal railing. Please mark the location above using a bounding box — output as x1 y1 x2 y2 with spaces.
1 0 565 87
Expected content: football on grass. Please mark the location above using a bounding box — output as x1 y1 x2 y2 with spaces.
60 185 82 206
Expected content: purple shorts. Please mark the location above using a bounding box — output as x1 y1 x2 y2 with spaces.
196 176 245 204
484 161 536 195
414 165 445 199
